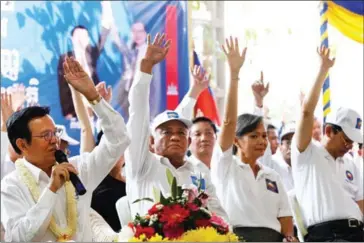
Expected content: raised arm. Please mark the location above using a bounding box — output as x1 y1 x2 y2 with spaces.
219 37 247 151
69 86 95 153
295 46 335 152
1 92 14 179
63 57 130 191
125 33 171 179
175 65 210 120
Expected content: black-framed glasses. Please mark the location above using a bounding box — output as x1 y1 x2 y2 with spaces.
32 128 63 142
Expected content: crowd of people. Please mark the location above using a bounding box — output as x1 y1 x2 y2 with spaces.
0 33 363 242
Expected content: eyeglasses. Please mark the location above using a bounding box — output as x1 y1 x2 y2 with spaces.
32 128 63 142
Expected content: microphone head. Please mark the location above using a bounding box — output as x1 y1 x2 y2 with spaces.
55 149 68 163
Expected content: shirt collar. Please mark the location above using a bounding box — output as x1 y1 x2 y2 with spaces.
234 156 273 176
158 154 194 171
22 159 52 183
188 155 210 171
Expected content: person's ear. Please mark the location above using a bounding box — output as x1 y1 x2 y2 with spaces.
15 138 28 154
149 135 155 153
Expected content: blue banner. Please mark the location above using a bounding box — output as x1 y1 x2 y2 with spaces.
1 1 190 155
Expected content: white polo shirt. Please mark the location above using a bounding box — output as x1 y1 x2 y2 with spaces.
261 155 294 192
211 145 292 233
124 71 228 222
291 139 363 228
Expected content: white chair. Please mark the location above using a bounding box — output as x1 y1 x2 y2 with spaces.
287 190 307 242
116 196 132 227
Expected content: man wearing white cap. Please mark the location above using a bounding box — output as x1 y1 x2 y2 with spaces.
123 33 228 221
292 46 363 241
55 125 80 156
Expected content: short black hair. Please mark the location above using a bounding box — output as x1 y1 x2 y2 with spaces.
71 25 88 36
267 124 276 130
95 130 104 146
192 117 217 134
6 106 51 154
233 114 264 155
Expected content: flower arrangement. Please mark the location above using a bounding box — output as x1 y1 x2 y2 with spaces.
118 169 240 242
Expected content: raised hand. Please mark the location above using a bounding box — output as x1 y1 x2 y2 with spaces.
1 92 14 131
96 81 112 103
317 45 335 69
188 65 211 98
221 36 247 74
251 71 269 107
144 33 171 65
10 83 26 111
63 56 99 101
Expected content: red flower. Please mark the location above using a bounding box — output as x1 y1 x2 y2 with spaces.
148 203 163 215
197 192 209 208
186 202 199 212
195 219 212 228
163 224 185 239
134 225 155 239
160 204 190 227
210 214 229 233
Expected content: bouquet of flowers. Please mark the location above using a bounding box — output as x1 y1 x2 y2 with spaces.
118 169 240 242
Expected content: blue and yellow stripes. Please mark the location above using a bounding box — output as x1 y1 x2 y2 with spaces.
320 1 331 120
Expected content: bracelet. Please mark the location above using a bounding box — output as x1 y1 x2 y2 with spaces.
231 77 240 81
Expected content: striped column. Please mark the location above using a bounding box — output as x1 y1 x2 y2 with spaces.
320 1 331 122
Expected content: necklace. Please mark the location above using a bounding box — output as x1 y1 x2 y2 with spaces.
15 159 77 241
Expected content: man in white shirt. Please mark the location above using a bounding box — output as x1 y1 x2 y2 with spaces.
124 33 228 222
292 46 363 241
1 57 130 242
189 116 218 170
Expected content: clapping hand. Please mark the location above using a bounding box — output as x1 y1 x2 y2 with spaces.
63 57 99 101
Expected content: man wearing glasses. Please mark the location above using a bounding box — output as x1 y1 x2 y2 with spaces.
1 57 130 242
291 46 363 241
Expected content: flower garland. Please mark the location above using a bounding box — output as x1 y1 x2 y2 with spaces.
15 159 78 241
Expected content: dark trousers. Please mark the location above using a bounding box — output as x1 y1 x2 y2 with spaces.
233 227 284 242
304 219 364 242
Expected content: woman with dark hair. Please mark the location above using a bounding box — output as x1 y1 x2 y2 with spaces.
210 37 296 242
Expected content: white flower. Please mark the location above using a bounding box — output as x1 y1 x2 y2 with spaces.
117 226 135 242
156 204 164 210
149 214 159 226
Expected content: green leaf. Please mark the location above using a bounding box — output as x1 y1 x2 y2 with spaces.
152 187 160 203
160 192 169 205
132 197 154 204
166 168 174 186
177 186 183 197
171 177 177 199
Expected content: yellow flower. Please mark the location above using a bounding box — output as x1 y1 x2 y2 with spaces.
128 227 240 242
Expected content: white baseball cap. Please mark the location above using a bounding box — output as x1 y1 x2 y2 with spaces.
280 121 296 141
56 124 80 146
151 110 192 133
325 107 363 143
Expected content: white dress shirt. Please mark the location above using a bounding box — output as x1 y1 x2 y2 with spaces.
124 71 228 221
1 99 130 242
211 145 292 233
291 139 363 228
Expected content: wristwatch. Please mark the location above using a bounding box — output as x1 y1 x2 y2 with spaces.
88 94 102 105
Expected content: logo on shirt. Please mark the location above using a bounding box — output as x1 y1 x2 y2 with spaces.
166 111 179 119
265 179 279 194
191 175 206 190
346 170 354 181
356 118 362 129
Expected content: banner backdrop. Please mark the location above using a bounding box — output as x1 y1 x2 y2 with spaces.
1 1 190 155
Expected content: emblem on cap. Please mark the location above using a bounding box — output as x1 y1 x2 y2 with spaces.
356 118 362 129
346 170 353 181
166 111 179 119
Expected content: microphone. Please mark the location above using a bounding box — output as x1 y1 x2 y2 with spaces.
54 150 87 196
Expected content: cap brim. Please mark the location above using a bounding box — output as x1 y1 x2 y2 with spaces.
342 126 363 143
280 131 295 141
61 135 80 146
153 118 192 131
